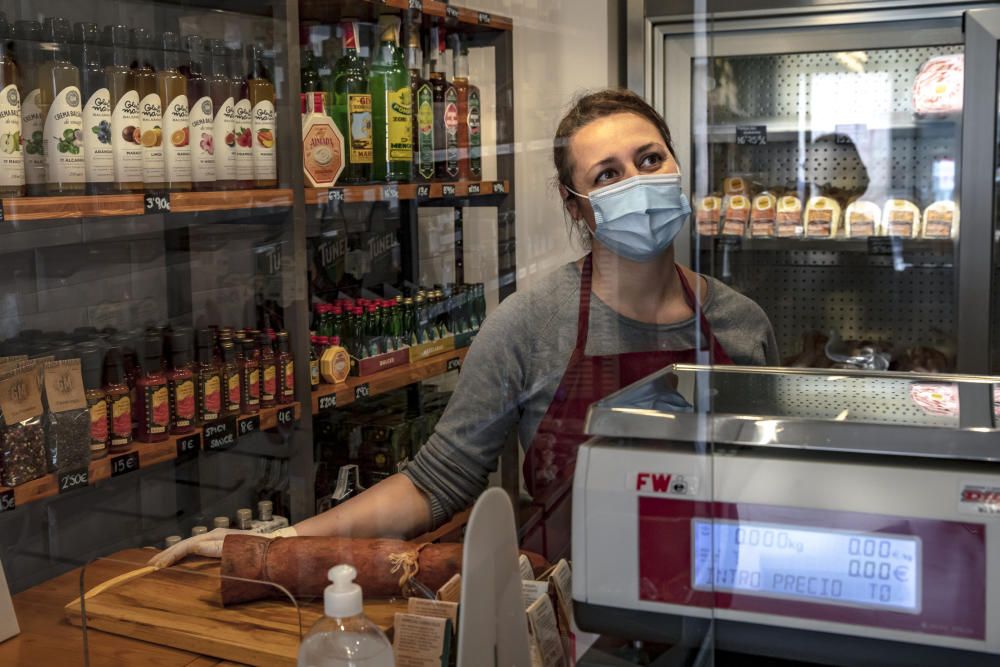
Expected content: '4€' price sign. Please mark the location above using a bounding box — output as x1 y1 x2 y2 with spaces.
276 406 295 427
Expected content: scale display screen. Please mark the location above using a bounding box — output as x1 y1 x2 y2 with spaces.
691 519 921 613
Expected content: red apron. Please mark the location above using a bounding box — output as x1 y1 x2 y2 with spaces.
521 254 735 561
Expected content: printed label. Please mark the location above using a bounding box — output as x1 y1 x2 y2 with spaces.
387 87 412 161
959 483 1000 516
83 88 113 184
248 368 260 402
309 359 320 386
417 85 434 179
111 90 142 184
348 93 373 164
303 121 344 187
262 364 277 400
226 372 241 412
189 96 215 183
89 399 108 447
43 86 86 185
213 95 236 181
234 98 254 180
806 208 833 237
849 212 875 238
171 377 195 426
468 88 481 177
281 360 294 398
110 394 131 444
252 99 276 181
924 209 953 238
0 85 24 189
163 94 191 183
200 374 221 420
144 385 169 433
444 88 459 177
21 89 44 186
139 92 164 184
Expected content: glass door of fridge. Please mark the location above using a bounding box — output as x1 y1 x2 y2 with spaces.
658 10 967 372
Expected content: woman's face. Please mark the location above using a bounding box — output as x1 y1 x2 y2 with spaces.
564 112 679 230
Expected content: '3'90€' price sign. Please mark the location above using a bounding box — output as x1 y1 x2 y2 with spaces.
144 192 171 214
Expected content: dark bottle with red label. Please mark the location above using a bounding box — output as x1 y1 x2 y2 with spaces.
136 332 169 442
258 331 277 408
240 337 260 413
81 346 108 459
196 328 222 424
275 331 294 404
167 328 196 434
429 41 458 181
221 342 241 417
103 346 132 451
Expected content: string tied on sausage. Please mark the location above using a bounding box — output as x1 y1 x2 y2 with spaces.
388 542 431 592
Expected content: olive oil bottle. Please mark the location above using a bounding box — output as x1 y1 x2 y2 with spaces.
207 40 235 190
157 32 190 191
406 26 433 183
38 17 85 195
0 13 24 197
230 45 253 189
184 35 214 191
245 43 276 188
14 20 45 195
74 23 113 194
104 25 142 193
370 16 410 182
330 20 371 184
130 28 164 189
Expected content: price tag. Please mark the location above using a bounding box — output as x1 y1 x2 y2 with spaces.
408 0 423 9
327 188 344 204
442 184 456 198
144 192 171 214
416 184 431 200
354 383 371 400
204 418 237 452
382 184 399 200
477 11 491 24
58 467 89 494
0 489 14 513
276 406 295 427
446 357 462 372
467 183 481 195
735 125 767 146
718 236 742 251
491 181 506 194
238 414 261 439
176 433 201 460
867 236 894 255
318 393 337 412
446 5 460 20
110 451 140 478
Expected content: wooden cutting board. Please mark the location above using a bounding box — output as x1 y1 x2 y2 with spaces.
64 557 406 666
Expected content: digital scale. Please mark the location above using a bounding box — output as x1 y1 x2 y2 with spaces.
572 365 1000 666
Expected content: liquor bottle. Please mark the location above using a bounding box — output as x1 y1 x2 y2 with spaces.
207 40 235 189
167 328 196 435
185 35 215 191
258 331 277 408
240 337 261 413
136 332 169 443
157 32 190 191
103 347 132 451
229 45 253 189
104 25 142 193
301 91 344 187
451 38 481 180
246 43 276 188
301 45 321 93
0 14 24 197
276 331 294 404
38 17 85 195
406 26 433 183
429 40 458 180
196 328 221 424
370 16 411 182
73 23 113 194
80 346 108 459
130 28 164 189
14 20 44 195
220 342 240 417
330 20 371 184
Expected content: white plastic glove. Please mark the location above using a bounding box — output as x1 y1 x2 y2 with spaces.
148 526 298 569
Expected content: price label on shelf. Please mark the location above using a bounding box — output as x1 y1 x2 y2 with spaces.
58 468 89 494
446 357 462 372
204 418 237 452
110 451 140 478
491 181 506 194
237 414 260 439
382 184 399 200
176 433 201 460
735 125 767 146
276 406 295 427
446 5 460 20
478 11 491 24
0 489 14 514
442 184 456 198
144 192 172 214
416 184 431 200
868 236 894 255
467 183 481 195
408 0 423 9
0 200 5 223
327 188 344 204
318 393 337 412
354 383 371 401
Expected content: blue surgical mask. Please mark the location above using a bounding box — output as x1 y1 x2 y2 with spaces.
568 173 691 262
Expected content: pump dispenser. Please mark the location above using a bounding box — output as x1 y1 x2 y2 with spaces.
297 564 394 667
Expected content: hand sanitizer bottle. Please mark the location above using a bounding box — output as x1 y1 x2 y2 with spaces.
297 564 395 667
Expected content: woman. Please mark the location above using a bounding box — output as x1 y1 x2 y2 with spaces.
151 89 778 568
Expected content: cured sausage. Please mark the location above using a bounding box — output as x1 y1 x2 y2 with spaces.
219 534 548 606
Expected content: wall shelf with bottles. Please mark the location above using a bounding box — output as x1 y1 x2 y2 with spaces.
299 0 512 31
304 180 507 206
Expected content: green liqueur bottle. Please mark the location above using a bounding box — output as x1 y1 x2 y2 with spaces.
300 46 321 93
329 19 371 184
370 16 411 182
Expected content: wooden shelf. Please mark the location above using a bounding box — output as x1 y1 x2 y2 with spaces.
306 180 509 206
0 402 300 512
312 347 469 413
1 188 294 222
301 0 512 31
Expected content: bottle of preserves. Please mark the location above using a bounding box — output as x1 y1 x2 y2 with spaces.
130 28 164 189
330 20 371 184
14 20 44 195
136 333 169 443
229 45 253 189
184 35 215 191
0 14 24 197
104 25 142 193
276 331 294 404
240 337 260 413
220 342 241 417
167 328 196 435
370 16 411 182
157 32 190 191
245 43 276 188
80 346 108 459
73 23 113 194
196 328 221 424
103 346 132 451
406 26 433 183
429 42 458 181
258 331 277 408
207 40 235 189
451 37 481 181
38 17 85 195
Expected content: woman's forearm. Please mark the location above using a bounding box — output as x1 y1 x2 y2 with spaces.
293 473 433 539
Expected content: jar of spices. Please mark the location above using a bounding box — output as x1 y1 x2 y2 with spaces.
80 346 109 460
0 363 48 487
43 359 92 472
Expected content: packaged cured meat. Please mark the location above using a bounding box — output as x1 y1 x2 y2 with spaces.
723 176 749 196
749 192 777 238
883 199 921 238
922 200 959 239
775 195 803 238
843 200 881 238
721 194 750 237
804 196 841 238
912 54 963 115
695 195 721 236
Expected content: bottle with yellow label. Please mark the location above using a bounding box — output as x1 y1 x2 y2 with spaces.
370 16 411 182
329 20 370 184
246 43 276 188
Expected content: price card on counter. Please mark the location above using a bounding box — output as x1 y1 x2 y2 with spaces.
144 192 171 214
176 433 201 461
735 125 767 146
110 451 140 478
204 418 237 452
58 467 89 494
